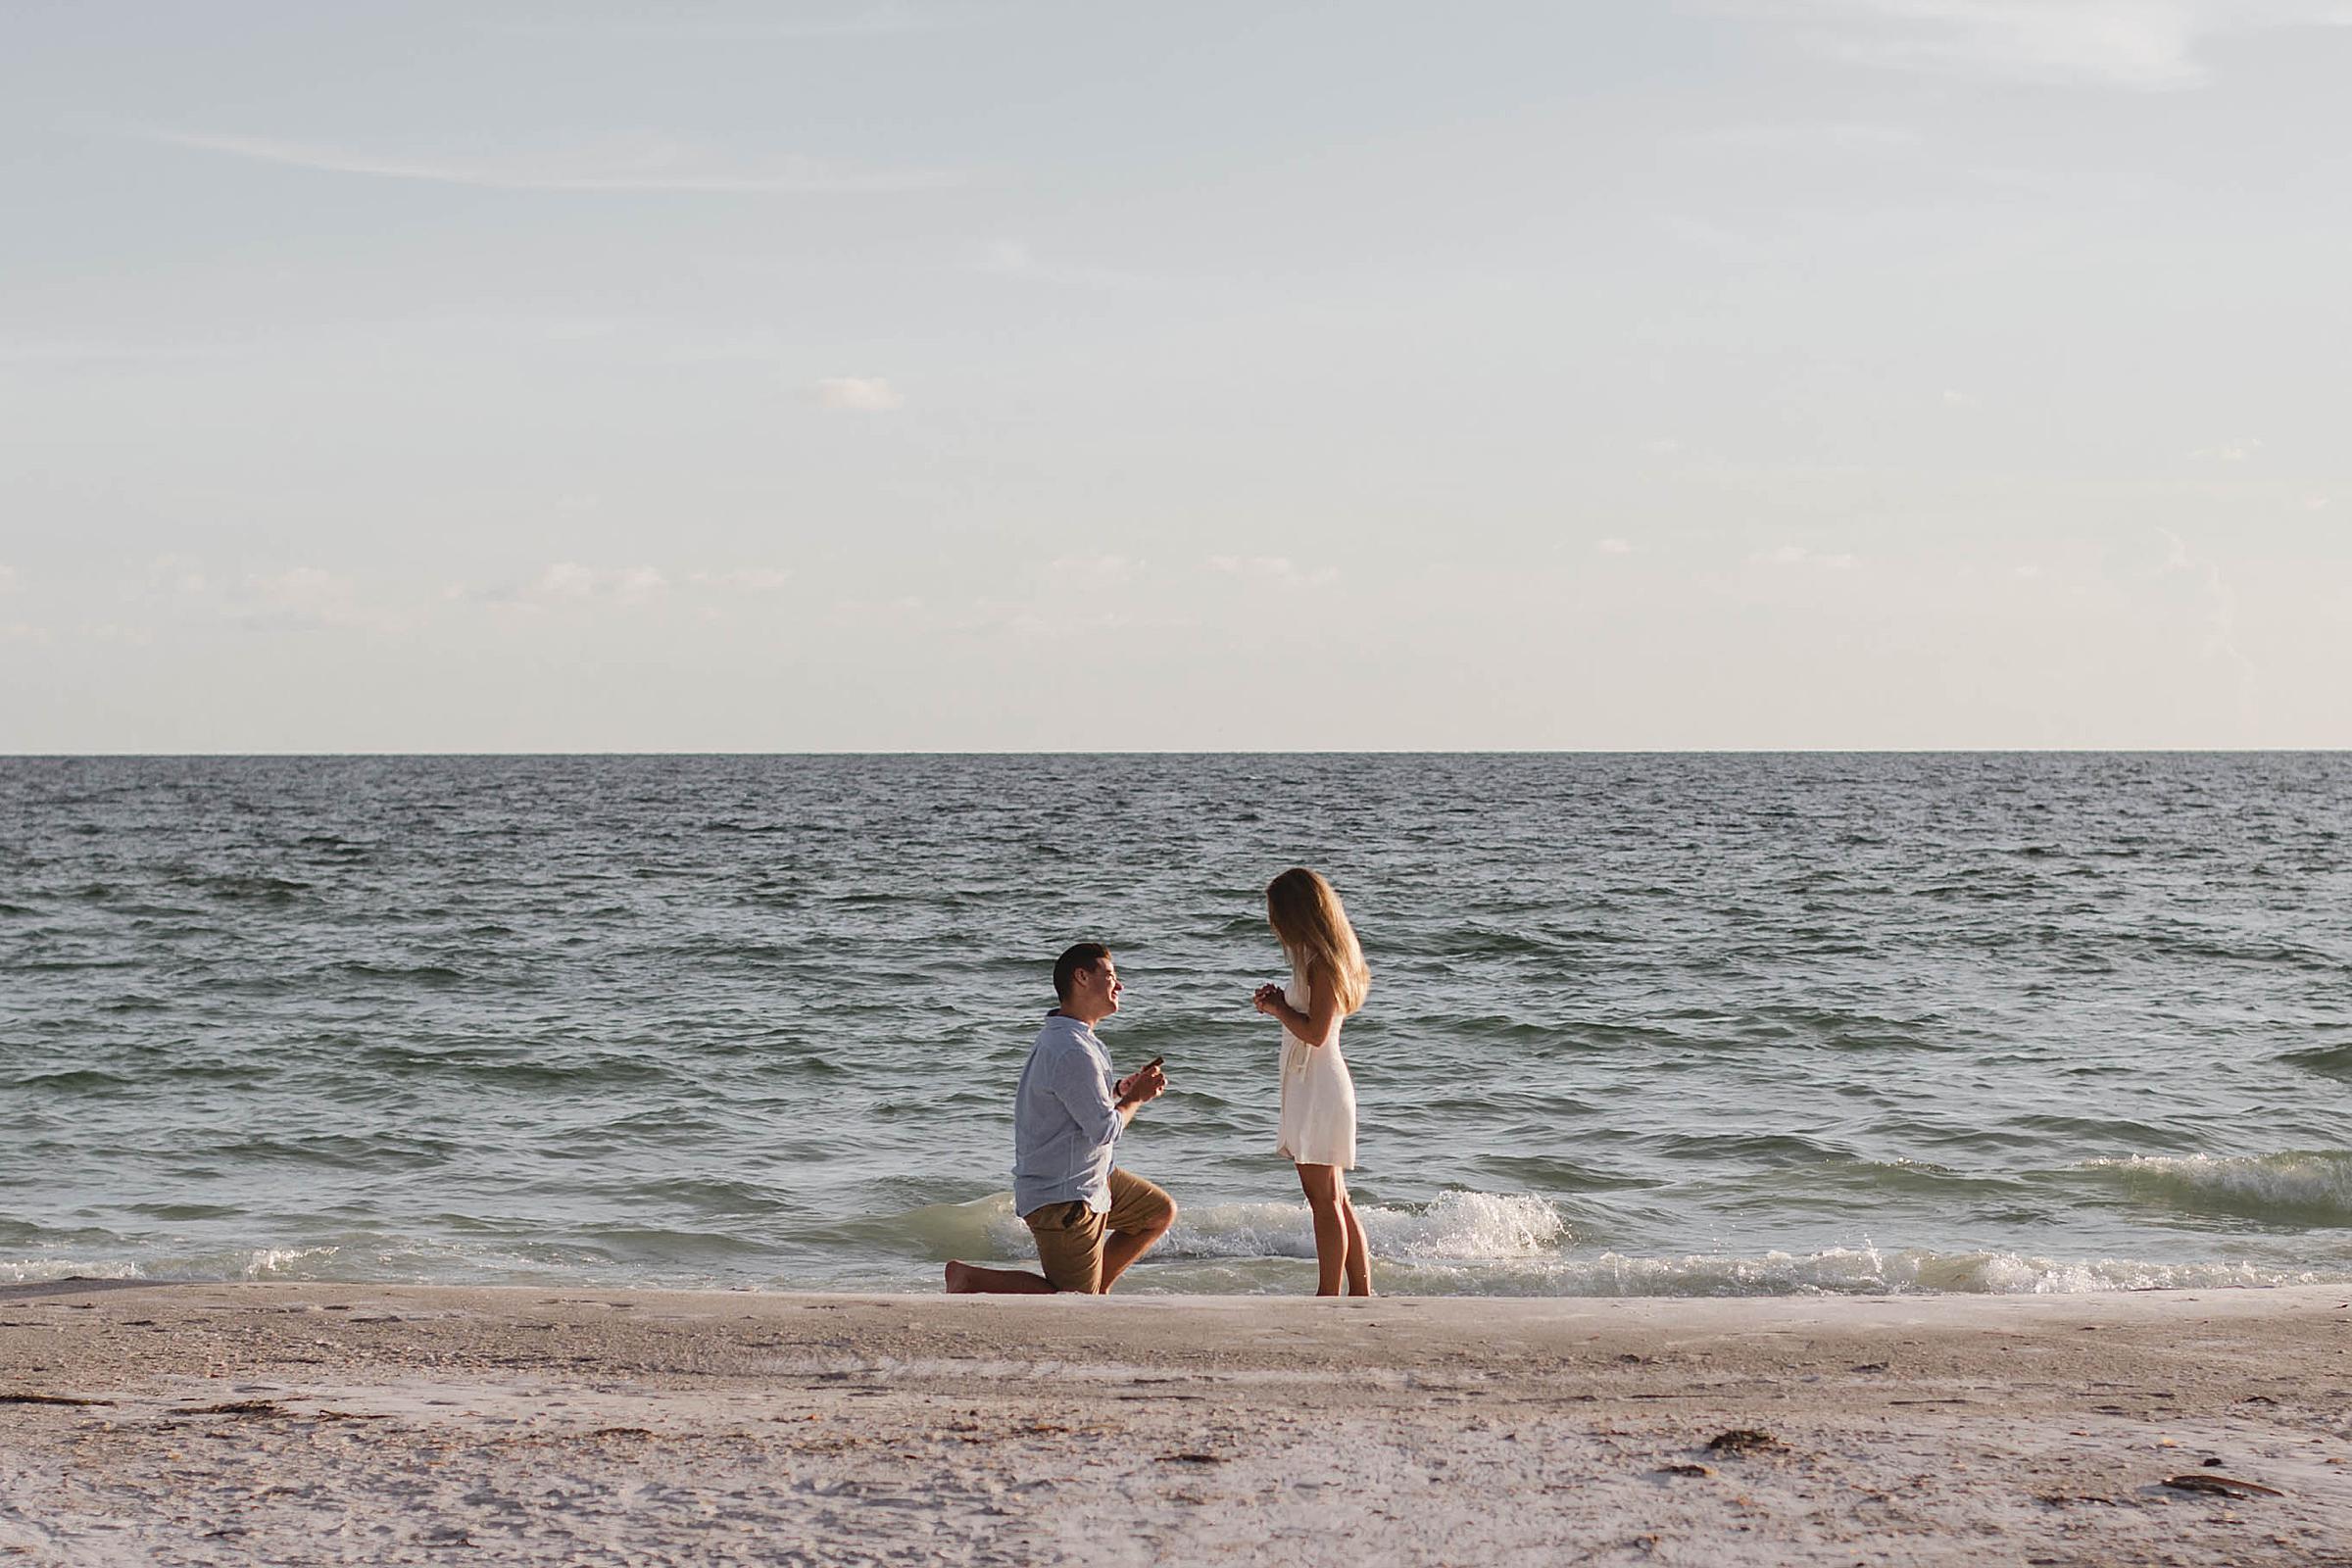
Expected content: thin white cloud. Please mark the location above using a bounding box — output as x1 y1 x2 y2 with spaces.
1753 544 1858 569
143 554 209 598
830 595 927 626
957 601 1190 640
0 564 18 593
688 567 793 592
1691 121 1923 152
1941 389 1980 408
239 566 405 631
536 563 668 602
1046 554 1146 586
1206 555 1339 585
80 622 153 648
1962 164 2165 203
1715 1 2352 90
974 239 1153 290
250 567 347 617
0 338 242 368
2191 436 2262 462
816 376 904 412
444 563 673 614
477 8 941 41
1657 212 1763 257
141 128 953 194
2156 528 2255 677
0 622 48 645
1596 538 1635 556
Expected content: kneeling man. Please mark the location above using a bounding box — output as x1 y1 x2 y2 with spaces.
946 943 1175 1295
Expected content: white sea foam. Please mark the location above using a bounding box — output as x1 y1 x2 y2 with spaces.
1147 1245 2331 1298
1516 1248 2318 1297
969 1190 1569 1265
1 1257 142 1284
235 1246 341 1278
956 1189 2342 1296
2082 1151 2352 1222
1169 1191 1567 1261
0 1247 340 1285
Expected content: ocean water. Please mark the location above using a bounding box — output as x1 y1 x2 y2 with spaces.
3 753 2348 1298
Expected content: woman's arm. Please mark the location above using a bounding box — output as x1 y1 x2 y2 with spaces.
1257 961 1343 1049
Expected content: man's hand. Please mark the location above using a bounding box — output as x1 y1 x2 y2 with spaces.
1114 1060 1167 1108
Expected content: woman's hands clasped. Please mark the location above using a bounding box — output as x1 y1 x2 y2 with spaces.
1251 982 1285 1017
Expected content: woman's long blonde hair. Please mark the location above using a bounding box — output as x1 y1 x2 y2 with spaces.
1266 867 1371 1015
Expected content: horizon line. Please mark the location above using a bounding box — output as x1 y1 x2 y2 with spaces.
4 747 2347 760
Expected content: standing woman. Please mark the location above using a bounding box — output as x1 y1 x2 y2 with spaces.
1252 866 1373 1297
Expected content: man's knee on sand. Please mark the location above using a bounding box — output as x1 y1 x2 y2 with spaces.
1025 1200 1110 1294
1023 1173 1178 1293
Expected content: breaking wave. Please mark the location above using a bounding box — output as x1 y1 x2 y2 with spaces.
2082 1151 2352 1226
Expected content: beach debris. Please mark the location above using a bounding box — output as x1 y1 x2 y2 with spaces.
2161 1474 2285 1499
1706 1429 1785 1453
0 1394 116 1407
1155 1452 1226 1465
1656 1463 1715 1478
1847 1362 1888 1374
174 1399 286 1417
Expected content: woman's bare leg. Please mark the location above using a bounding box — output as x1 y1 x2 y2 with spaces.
1296 1164 1348 1297
1338 1189 1373 1296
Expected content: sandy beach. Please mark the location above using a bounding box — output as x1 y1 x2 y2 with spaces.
2 1280 2347 1566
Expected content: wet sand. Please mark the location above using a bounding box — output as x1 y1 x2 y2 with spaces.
3 1280 2349 1566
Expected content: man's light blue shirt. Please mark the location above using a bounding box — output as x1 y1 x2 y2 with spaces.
1010 1012 1123 1217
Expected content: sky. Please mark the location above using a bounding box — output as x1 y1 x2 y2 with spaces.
3 0 2348 752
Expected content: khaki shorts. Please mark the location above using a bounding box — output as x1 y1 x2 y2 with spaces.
1022 1168 1175 1294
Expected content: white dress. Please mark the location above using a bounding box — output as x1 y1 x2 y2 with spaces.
1275 961 1357 1168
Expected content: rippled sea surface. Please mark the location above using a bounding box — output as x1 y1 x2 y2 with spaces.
4 754 2349 1297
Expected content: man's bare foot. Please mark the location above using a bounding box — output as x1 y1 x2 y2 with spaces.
942 1259 1056 1294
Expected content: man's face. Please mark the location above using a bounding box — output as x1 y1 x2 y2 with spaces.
1073 956 1122 1017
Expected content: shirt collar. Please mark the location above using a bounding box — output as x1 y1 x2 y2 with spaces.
1040 1009 1099 1043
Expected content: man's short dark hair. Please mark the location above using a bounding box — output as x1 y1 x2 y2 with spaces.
1054 942 1111 1004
